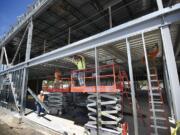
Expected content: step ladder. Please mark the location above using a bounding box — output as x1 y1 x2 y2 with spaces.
148 67 170 135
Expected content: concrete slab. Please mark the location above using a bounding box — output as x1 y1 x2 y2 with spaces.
24 111 86 135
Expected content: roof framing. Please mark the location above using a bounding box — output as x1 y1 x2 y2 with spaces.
0 3 179 75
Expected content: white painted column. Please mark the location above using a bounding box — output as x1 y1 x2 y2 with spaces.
126 38 139 135
95 47 101 135
156 0 163 10
161 25 180 120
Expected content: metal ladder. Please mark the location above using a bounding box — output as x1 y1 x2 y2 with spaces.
148 67 170 135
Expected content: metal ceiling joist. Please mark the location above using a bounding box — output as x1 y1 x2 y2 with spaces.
0 3 180 75
122 0 134 19
90 0 103 11
103 46 127 61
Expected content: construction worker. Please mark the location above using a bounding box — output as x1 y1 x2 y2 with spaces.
67 55 86 86
171 121 180 135
142 43 159 64
54 69 63 89
36 90 45 116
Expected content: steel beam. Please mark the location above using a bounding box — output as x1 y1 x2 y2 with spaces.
126 38 139 135
0 4 180 75
161 25 180 121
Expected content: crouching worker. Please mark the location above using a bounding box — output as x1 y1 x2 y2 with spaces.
36 90 45 116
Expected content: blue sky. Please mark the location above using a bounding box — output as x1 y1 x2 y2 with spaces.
0 0 33 38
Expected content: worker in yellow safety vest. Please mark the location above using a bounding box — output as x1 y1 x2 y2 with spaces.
171 122 180 135
67 55 86 86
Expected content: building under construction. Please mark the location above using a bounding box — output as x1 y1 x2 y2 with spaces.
0 0 180 135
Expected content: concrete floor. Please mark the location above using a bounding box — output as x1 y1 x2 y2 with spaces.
0 107 49 135
24 90 171 135
24 109 86 135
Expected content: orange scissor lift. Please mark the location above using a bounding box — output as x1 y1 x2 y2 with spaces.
47 64 128 135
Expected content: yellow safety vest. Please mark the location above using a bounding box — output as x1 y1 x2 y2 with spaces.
74 57 86 70
172 122 180 135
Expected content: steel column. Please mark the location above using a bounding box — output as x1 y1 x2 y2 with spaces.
160 25 180 120
20 19 33 115
25 20 33 61
163 56 175 119
43 40 46 53
126 38 139 135
95 47 101 135
156 0 163 10
108 6 112 28
0 49 4 64
68 27 71 44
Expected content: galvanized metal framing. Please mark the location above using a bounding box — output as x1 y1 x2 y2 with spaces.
108 6 112 28
11 25 28 65
126 38 139 135
142 32 158 134
20 20 34 115
25 20 33 61
95 47 101 135
156 0 164 10
0 0 55 48
156 2 180 120
161 25 180 121
1 3 180 75
3 47 10 66
0 1 179 126
68 27 71 45
0 49 4 64
163 56 175 119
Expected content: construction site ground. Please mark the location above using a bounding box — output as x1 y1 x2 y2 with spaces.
0 107 86 135
0 107 60 135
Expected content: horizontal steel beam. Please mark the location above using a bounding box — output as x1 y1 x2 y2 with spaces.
0 3 180 75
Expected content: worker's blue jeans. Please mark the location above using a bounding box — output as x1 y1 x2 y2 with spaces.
36 102 44 116
78 72 85 86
